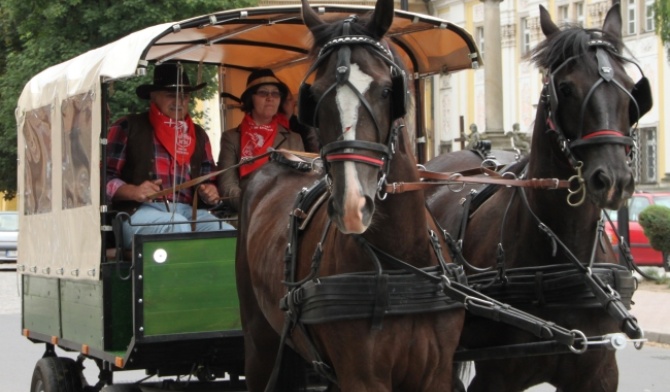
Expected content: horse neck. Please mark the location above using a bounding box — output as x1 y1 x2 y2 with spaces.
521 102 603 259
364 138 436 265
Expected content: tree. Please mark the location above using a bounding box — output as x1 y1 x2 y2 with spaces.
638 205 670 255
655 0 670 58
0 0 256 199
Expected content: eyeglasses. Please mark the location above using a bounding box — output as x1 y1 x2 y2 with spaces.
254 90 282 99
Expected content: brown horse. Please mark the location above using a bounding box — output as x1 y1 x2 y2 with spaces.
235 0 465 390
425 4 650 392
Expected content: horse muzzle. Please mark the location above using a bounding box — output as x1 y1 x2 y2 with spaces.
585 164 635 210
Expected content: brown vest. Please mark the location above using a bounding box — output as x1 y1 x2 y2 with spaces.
112 113 207 214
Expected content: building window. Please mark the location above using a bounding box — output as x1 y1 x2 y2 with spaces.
558 5 569 24
627 0 637 35
476 26 485 60
521 17 531 55
645 0 655 32
634 127 657 184
575 2 584 27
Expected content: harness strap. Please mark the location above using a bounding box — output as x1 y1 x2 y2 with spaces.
513 185 644 339
360 239 577 345
384 174 569 194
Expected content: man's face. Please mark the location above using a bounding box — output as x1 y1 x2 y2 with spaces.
151 90 190 120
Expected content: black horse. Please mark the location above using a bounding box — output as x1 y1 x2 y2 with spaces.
425 4 651 391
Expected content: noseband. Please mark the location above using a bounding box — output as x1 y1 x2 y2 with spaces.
543 39 649 170
298 16 408 197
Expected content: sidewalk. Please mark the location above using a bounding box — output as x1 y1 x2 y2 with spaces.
631 286 670 345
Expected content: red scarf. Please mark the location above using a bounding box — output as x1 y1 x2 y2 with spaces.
239 113 280 178
149 103 196 165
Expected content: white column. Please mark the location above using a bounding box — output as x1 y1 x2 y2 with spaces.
482 0 504 135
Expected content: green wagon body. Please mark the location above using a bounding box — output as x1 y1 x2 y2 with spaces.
22 231 241 370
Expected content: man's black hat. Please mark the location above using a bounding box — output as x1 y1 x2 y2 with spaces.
136 63 206 100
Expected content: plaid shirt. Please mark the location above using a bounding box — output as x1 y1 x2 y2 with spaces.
106 115 216 204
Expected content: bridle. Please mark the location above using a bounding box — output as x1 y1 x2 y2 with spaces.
542 38 651 206
298 16 408 198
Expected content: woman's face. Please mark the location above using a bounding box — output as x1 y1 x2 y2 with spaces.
251 84 282 120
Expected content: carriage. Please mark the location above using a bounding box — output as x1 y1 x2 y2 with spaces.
16 3 478 391
16 1 647 391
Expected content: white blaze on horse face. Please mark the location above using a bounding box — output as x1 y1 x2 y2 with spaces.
335 63 373 233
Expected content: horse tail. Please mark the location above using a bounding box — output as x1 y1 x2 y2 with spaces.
453 361 472 392
273 346 308 391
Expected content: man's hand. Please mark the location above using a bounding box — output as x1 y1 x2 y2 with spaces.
198 183 220 205
134 179 162 202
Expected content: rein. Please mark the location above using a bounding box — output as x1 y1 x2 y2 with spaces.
380 166 575 196
145 149 318 200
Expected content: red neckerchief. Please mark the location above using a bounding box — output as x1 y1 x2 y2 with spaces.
239 113 279 178
276 113 290 129
149 102 196 166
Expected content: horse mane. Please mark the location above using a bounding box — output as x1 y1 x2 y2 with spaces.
307 13 406 72
530 27 625 72
305 10 415 128
307 13 376 51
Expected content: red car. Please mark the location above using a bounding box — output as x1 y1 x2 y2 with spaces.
605 191 670 270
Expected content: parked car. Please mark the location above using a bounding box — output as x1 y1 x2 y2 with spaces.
605 191 670 270
0 211 18 263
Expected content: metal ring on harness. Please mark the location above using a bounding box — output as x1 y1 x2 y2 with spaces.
568 329 589 354
447 173 466 193
567 161 586 207
481 158 499 171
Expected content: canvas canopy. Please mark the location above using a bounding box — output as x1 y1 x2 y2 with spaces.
16 4 480 280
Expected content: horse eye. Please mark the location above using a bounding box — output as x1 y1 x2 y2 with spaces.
558 82 572 97
381 88 392 99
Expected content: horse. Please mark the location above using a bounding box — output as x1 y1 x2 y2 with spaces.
235 0 465 390
424 4 651 392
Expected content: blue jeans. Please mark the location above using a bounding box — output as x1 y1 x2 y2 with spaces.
121 202 234 248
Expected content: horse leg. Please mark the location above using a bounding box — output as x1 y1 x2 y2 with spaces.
237 282 280 391
235 233 280 392
551 351 618 392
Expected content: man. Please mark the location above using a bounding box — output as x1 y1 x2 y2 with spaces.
106 62 233 248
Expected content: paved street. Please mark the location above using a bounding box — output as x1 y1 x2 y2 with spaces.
2 266 670 391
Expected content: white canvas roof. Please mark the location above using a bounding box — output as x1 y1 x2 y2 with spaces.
16 4 480 280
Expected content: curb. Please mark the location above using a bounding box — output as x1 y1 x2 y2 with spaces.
643 331 670 345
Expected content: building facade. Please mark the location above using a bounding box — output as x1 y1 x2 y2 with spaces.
433 0 669 189
260 0 669 188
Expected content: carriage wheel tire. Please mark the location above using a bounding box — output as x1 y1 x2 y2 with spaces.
30 357 83 392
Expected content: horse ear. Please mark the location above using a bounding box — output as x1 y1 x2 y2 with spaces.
602 3 623 46
365 0 394 40
301 0 324 31
539 5 560 38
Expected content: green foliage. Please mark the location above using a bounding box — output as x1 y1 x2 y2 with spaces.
639 205 670 254
0 0 257 199
655 0 670 58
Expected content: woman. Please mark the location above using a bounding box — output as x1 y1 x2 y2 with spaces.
217 69 305 212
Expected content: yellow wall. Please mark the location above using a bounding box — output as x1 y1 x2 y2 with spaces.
0 194 17 211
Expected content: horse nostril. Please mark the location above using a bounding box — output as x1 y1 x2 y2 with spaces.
360 195 375 224
590 169 612 192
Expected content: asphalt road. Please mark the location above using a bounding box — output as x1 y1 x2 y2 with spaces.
2 266 670 391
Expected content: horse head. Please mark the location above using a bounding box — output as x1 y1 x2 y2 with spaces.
300 0 407 234
533 3 651 210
